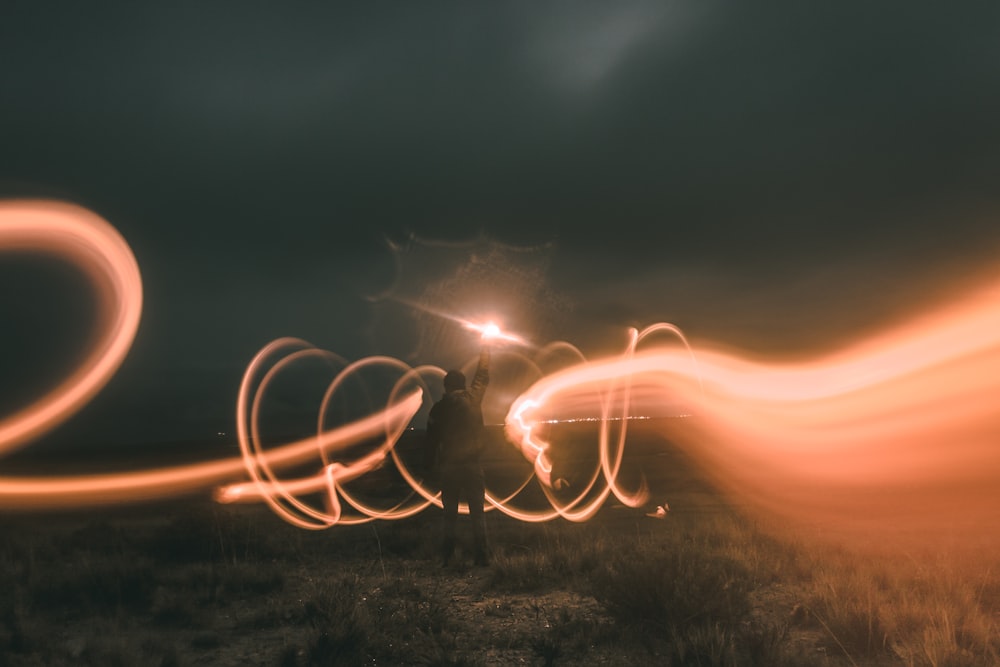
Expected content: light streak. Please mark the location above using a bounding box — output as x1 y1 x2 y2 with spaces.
3 199 999 545
0 201 142 455
218 339 433 529
503 285 1000 541
0 202 429 517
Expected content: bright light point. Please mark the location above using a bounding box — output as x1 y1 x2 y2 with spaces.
214 486 244 504
646 504 669 519
464 319 526 345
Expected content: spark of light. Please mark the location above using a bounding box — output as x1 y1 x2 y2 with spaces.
381 294 530 347
463 319 526 345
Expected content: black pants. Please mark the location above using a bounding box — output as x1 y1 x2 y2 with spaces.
439 462 487 562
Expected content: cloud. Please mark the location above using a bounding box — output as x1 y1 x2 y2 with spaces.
523 3 700 94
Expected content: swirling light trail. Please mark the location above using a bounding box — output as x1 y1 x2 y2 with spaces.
3 200 999 544
0 202 424 512
217 338 429 529
0 200 141 454
0 398 414 509
505 280 1000 540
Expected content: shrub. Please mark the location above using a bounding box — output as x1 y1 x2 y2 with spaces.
30 556 156 615
590 546 752 630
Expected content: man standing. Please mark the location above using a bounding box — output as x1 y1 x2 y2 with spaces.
424 344 491 566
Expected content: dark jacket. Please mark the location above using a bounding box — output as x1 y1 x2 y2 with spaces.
425 353 490 469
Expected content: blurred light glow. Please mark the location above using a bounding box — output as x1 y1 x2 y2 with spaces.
3 200 999 546
0 200 142 455
504 282 1000 542
463 319 526 345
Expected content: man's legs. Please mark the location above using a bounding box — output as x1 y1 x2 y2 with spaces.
439 469 459 566
466 466 489 565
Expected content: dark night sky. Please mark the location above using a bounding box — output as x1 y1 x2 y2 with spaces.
2 2 1000 450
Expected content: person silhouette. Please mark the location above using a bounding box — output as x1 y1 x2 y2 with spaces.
424 344 491 566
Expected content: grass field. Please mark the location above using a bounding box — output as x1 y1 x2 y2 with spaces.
1 428 997 666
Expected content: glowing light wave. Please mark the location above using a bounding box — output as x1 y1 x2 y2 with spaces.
3 200 999 544
504 285 1000 540
216 338 434 529
0 201 142 454
0 202 427 513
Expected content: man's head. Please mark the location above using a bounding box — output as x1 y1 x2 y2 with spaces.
443 370 466 392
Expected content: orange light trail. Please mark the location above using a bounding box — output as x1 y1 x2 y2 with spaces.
0 202 427 515
3 200 999 543
0 201 142 455
504 283 1000 541
216 338 432 529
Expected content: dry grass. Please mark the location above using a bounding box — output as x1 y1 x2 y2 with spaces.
797 545 1000 667
0 458 997 666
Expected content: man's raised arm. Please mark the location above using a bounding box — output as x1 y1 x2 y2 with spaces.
469 344 490 406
